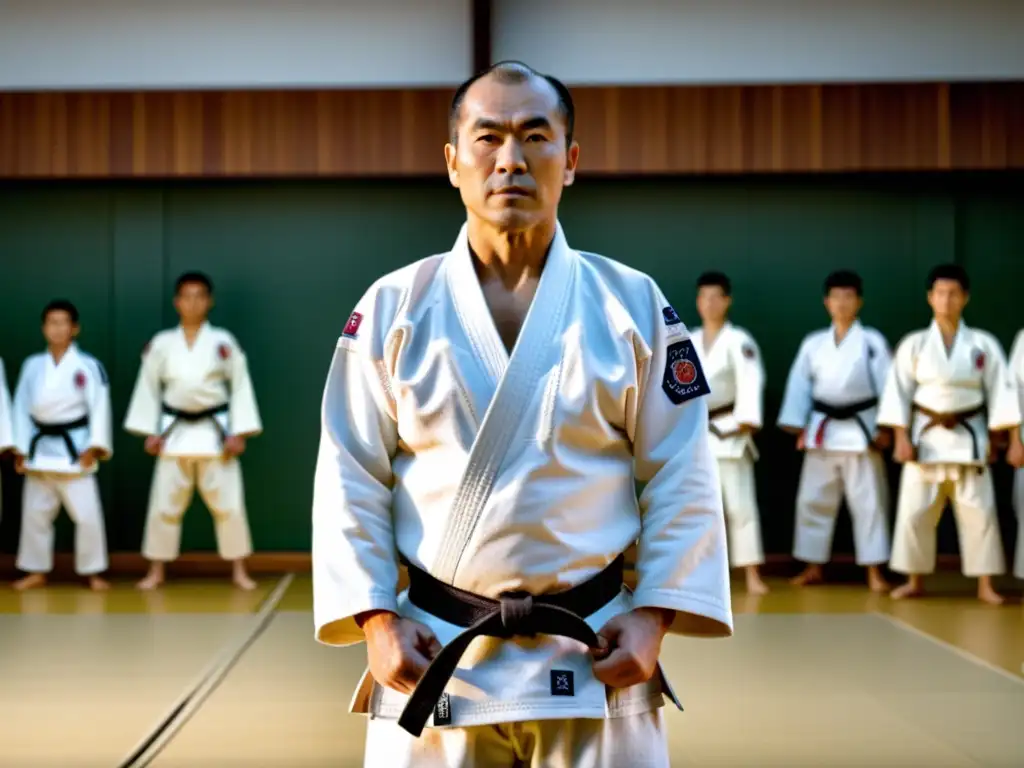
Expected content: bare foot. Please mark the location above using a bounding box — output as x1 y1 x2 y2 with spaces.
977 577 1004 606
867 566 891 593
890 579 924 600
233 573 258 591
745 566 769 595
136 573 163 591
790 564 824 587
88 576 111 592
12 573 46 591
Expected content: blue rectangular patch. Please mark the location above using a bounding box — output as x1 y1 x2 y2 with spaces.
662 306 682 326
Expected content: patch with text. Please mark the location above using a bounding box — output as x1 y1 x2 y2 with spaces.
550 670 574 697
662 339 711 405
343 311 363 340
433 692 452 726
662 306 682 327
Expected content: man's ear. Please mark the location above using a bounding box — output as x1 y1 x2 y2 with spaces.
444 143 459 188
563 141 580 187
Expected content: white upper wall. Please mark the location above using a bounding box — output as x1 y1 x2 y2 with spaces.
494 0 1024 85
0 0 472 90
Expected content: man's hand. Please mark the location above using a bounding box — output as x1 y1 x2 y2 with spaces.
872 430 892 452
144 435 164 456
590 607 672 689
796 432 807 451
893 429 915 464
14 454 26 474
359 610 442 695
1007 437 1024 469
223 435 246 459
79 448 102 470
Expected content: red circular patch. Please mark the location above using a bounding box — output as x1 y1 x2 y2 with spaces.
74 371 86 389
975 351 985 370
218 343 231 360
672 360 697 385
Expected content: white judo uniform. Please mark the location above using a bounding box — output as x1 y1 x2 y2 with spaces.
691 323 766 568
312 223 733 768
777 321 892 566
878 320 1019 577
1008 328 1024 580
123 323 262 562
0 357 15 522
11 344 113 576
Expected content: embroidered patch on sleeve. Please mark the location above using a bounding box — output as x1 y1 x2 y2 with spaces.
342 311 363 340
662 339 712 405
742 343 756 360
973 349 985 370
73 370 87 390
662 306 682 327
217 343 231 360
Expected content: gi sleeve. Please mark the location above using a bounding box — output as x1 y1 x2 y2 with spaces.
11 359 38 457
224 335 263 438
312 296 402 647
0 358 13 452
776 336 814 431
728 331 764 429
84 356 114 460
877 333 919 430
978 334 1020 431
123 338 165 438
1006 329 1024 417
627 286 733 639
866 330 893 399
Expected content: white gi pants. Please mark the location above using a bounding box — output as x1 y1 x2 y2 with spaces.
363 710 669 768
792 450 891 566
890 463 1005 577
1013 469 1024 580
141 456 252 562
716 456 765 568
16 472 108 575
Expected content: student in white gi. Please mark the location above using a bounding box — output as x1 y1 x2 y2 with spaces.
124 272 262 591
1007 327 1024 582
879 264 1023 604
0 356 15 519
691 271 769 595
311 61 733 768
778 270 893 592
10 300 113 591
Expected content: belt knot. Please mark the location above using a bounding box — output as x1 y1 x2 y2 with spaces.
498 592 536 637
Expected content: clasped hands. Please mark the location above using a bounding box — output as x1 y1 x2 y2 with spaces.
357 605 674 696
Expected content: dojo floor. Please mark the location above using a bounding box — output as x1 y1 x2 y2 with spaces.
2 574 1023 767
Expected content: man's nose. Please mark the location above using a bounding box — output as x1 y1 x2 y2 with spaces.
494 137 527 175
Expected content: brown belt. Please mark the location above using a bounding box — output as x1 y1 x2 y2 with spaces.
912 403 986 462
708 402 744 439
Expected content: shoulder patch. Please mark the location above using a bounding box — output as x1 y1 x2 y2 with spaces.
741 343 756 360
74 370 87 390
218 343 231 360
343 311 364 340
661 306 682 327
973 348 985 370
662 339 711 405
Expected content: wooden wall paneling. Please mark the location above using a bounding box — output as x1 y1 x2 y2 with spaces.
1 83 1022 178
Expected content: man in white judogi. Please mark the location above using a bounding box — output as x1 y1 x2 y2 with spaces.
0 356 15 519
124 272 262 591
10 300 113 591
1007 327 1024 582
777 270 893 592
878 264 1023 604
311 61 733 768
691 271 769 595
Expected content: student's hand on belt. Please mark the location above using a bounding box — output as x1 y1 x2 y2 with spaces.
223 435 246 458
144 435 164 456
359 611 442 695
13 454 25 474
79 448 100 469
590 607 672 689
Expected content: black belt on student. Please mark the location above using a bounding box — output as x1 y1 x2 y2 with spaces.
397 553 625 737
707 402 744 439
913 403 987 462
161 403 229 441
810 396 878 447
28 415 90 462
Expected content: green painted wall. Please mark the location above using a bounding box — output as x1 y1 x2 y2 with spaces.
1 174 1021 561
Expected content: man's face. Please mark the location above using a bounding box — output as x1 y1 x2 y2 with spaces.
444 74 579 232
824 287 862 325
174 282 212 324
42 310 77 347
696 285 731 324
927 278 968 320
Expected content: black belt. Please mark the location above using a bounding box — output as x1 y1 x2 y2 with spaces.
397 554 625 737
707 402 744 439
161 403 229 441
913 403 986 462
29 415 90 462
810 396 878 447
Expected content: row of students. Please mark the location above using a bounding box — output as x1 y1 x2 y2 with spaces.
697 263 1024 604
0 272 263 591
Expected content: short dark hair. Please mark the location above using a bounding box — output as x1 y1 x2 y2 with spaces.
824 270 863 296
927 263 970 293
42 299 79 324
448 60 575 149
696 271 732 296
175 271 213 296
